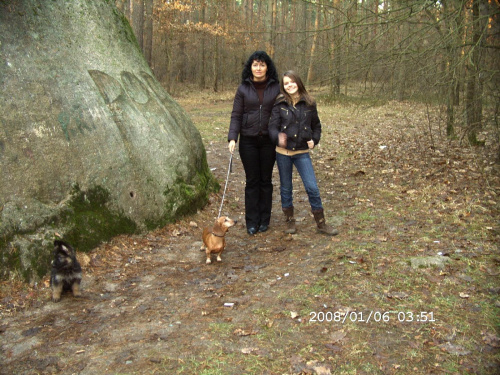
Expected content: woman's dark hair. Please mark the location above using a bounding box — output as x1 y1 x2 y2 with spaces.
281 70 315 106
241 51 279 83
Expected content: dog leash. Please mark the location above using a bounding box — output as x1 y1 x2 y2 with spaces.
217 153 233 219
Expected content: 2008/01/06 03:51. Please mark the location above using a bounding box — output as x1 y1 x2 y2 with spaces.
309 311 436 324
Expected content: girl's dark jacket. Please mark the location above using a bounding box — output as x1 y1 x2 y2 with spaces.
227 78 280 142
268 94 322 151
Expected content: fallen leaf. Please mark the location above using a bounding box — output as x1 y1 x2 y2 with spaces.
482 331 500 347
233 328 257 336
241 347 258 354
386 291 409 299
306 360 332 375
324 343 342 352
439 342 471 355
77 254 91 267
330 329 347 344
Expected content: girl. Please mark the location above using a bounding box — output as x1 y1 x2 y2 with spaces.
268 71 338 235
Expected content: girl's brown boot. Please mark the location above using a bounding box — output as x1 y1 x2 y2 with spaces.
282 206 296 234
312 208 339 236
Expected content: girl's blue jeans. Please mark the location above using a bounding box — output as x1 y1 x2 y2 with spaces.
276 152 323 211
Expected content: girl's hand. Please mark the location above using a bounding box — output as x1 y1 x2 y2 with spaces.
307 140 314 149
228 140 236 154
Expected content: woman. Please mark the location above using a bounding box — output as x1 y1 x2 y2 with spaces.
268 71 338 235
228 51 280 235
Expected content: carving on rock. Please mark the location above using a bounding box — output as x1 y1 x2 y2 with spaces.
87 69 191 186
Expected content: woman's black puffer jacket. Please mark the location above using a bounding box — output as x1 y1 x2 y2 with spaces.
268 95 322 151
228 78 280 142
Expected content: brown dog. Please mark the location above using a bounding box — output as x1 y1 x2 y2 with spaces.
201 216 236 264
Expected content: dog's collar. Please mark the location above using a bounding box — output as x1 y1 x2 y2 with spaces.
211 231 225 237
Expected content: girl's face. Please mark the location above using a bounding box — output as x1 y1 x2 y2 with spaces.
283 76 298 96
251 60 267 81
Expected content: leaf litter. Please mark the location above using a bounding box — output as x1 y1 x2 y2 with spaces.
0 90 499 374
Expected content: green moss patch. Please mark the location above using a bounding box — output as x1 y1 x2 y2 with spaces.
62 184 138 253
147 166 219 230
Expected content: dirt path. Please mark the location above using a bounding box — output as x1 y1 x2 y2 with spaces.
1 94 499 374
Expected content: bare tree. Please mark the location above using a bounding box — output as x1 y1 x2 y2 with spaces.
114 0 499 154
131 0 144 50
143 0 154 66
465 0 488 145
306 0 321 85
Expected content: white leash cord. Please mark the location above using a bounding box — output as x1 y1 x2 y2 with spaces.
217 153 233 219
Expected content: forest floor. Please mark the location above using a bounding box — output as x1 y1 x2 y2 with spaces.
1 89 499 374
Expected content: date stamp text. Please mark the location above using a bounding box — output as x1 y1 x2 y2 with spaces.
309 310 436 324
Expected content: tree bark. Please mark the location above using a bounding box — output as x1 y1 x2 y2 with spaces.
199 0 207 89
143 0 153 66
131 0 144 51
306 1 321 85
465 0 487 145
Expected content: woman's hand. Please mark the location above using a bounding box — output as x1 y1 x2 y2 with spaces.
228 140 236 154
278 132 287 148
307 140 315 149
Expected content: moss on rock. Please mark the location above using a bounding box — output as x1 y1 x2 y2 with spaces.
1 164 218 282
61 184 138 253
146 164 220 230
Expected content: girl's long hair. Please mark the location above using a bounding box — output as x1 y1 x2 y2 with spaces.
241 51 279 83
281 70 315 106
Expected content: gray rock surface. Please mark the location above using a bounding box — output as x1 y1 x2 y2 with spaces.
0 0 216 280
409 256 451 269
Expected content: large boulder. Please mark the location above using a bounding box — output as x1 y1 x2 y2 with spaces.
0 0 217 281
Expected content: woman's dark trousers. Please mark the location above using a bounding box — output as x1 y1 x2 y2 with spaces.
238 135 276 229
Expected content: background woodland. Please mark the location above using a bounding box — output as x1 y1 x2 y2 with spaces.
116 0 500 151
1 2 499 373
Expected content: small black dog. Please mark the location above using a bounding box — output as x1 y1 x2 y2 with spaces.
50 240 82 302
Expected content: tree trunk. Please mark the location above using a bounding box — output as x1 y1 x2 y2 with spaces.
116 0 131 19
465 0 486 145
268 0 277 57
299 0 308 73
396 18 410 101
143 0 153 66
306 1 321 86
213 35 220 92
443 0 464 138
199 1 207 89
131 0 144 51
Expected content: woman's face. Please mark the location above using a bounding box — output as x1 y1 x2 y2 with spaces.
283 76 298 96
251 60 268 81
